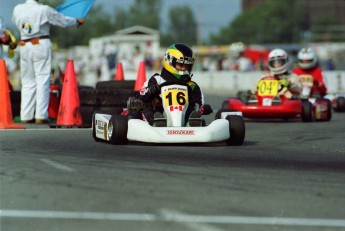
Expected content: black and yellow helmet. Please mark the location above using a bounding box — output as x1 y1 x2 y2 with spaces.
163 43 195 81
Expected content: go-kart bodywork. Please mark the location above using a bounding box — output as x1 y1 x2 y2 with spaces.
92 83 245 145
225 76 331 122
324 93 345 112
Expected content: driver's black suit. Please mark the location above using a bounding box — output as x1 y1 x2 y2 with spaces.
137 67 205 125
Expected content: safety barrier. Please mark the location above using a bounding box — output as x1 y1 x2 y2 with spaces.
82 71 345 94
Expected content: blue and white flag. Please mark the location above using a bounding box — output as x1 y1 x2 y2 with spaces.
56 0 96 18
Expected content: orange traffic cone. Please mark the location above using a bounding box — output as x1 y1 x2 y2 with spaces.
56 60 82 127
0 59 25 129
114 62 124 81
134 61 146 91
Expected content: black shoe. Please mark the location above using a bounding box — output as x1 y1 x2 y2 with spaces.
35 119 50 124
153 112 166 127
21 119 35 124
188 111 203 127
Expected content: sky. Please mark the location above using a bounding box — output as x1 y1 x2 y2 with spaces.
1 0 241 41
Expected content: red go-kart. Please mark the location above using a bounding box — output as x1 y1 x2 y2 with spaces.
222 76 331 122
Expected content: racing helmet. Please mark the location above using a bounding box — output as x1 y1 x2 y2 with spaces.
298 47 317 70
268 49 289 75
163 43 195 81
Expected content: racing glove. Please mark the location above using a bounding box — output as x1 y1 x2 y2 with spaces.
127 96 145 111
198 104 213 115
146 84 161 95
278 79 290 88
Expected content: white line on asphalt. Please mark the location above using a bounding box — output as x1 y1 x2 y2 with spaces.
0 210 155 221
0 210 345 227
40 159 75 172
159 209 226 231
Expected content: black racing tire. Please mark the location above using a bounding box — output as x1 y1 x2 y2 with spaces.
79 89 136 106
80 106 123 127
336 96 345 112
215 109 239 120
226 115 245 146
96 80 135 90
78 85 95 91
108 115 128 145
325 98 332 121
92 112 100 142
301 101 313 122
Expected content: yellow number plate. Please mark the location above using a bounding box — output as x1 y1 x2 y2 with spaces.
257 79 279 96
300 74 314 84
163 88 188 107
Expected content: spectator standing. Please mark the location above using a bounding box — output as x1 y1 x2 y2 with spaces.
237 51 253 71
12 0 84 124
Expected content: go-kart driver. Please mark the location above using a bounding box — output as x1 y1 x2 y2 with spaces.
128 43 212 125
256 48 302 99
292 47 327 98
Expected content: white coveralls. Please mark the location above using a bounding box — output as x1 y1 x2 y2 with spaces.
12 0 77 121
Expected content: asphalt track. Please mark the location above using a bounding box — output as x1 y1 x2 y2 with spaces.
1 93 345 231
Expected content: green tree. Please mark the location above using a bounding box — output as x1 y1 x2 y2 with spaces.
310 16 344 42
161 5 197 47
113 7 130 30
127 0 162 30
44 1 116 48
210 0 305 44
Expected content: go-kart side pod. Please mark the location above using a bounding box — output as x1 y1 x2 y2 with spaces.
108 115 128 145
313 98 332 121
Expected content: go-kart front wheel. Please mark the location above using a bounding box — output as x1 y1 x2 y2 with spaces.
226 115 245 146
108 115 128 145
92 112 100 142
301 101 313 122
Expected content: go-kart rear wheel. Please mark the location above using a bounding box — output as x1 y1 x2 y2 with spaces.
226 115 245 146
336 96 345 112
215 109 239 120
325 98 332 121
108 115 128 145
301 101 313 122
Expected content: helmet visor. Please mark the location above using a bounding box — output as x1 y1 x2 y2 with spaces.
299 59 313 64
269 59 286 68
172 57 193 72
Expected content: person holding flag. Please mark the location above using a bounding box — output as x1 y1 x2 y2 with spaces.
12 0 85 124
0 17 17 60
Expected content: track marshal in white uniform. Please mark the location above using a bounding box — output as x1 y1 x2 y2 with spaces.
12 0 85 124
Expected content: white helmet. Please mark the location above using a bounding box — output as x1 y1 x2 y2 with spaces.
298 47 317 70
268 49 289 75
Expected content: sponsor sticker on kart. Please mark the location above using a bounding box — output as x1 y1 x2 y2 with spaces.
262 98 272 106
167 130 195 135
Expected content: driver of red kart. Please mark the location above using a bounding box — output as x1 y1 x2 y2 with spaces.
292 47 327 98
128 43 212 125
256 48 302 99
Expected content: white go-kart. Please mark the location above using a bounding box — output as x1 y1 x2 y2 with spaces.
92 82 245 145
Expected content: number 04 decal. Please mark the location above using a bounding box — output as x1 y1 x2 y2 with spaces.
258 79 279 96
163 89 188 106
